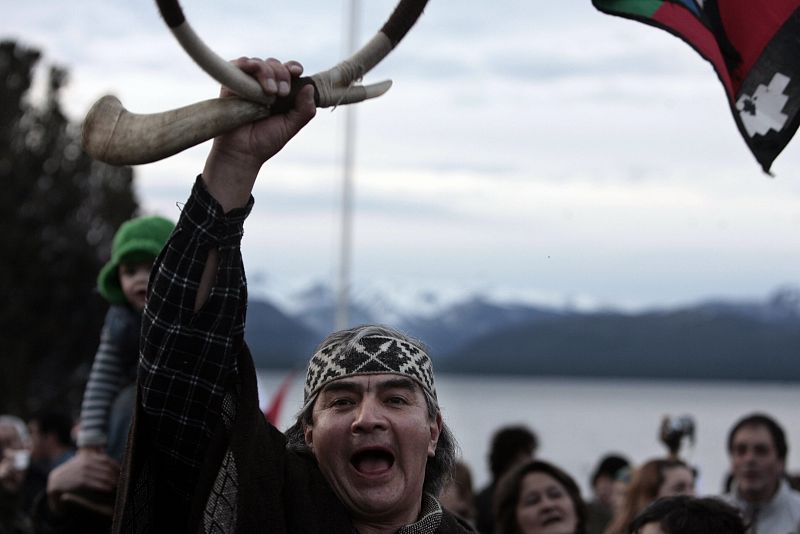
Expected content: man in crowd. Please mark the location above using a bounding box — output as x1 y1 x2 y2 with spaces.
723 412 800 534
112 57 472 534
474 425 538 533
25 411 76 509
586 453 630 534
27 412 74 473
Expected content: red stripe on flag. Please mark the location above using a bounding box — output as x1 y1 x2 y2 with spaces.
652 3 736 98
264 370 296 427
717 0 800 84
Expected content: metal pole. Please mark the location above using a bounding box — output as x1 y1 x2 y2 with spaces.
335 0 359 331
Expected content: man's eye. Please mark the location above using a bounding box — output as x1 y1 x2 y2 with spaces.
754 445 769 456
331 398 354 407
386 396 408 405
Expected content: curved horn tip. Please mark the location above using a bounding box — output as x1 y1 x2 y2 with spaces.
363 79 393 99
82 94 125 161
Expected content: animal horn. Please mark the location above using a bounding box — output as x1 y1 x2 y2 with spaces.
82 0 429 165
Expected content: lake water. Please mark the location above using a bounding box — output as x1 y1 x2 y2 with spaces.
256 371 800 496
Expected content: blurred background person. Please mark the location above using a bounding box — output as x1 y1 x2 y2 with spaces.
476 425 539 533
723 413 800 534
790 473 800 492
586 454 630 534
23 411 75 516
608 467 632 530
27 412 74 472
494 459 586 534
628 496 745 534
604 458 695 534
30 448 120 534
440 460 478 527
0 415 34 534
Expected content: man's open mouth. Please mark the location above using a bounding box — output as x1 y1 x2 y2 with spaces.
350 448 395 475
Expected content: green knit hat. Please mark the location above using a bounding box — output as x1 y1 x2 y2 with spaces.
97 215 175 305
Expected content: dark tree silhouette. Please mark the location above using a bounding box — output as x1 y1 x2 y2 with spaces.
0 40 139 416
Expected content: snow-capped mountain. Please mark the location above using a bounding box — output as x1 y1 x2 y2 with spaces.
244 278 800 379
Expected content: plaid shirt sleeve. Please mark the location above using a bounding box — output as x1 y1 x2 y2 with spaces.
137 176 253 505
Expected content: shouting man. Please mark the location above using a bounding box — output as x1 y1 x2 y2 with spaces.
112 57 472 534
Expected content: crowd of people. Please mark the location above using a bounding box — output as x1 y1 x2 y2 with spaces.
1 209 174 534
3 405 800 533
436 417 800 533
3 57 800 534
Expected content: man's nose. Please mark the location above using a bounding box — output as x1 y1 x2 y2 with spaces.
351 397 387 433
740 451 760 468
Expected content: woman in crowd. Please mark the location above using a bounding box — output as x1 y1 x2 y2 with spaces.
494 459 587 534
604 458 694 534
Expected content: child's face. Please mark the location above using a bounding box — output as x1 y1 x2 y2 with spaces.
118 261 153 312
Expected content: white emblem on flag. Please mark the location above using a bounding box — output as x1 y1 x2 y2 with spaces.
736 72 791 137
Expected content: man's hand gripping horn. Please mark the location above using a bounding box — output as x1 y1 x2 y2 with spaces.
82 0 428 166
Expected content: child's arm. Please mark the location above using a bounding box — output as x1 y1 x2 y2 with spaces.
77 306 137 450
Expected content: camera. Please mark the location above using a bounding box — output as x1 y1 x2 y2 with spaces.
660 415 696 454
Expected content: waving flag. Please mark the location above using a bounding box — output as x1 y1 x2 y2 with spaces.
593 0 800 173
263 370 296 427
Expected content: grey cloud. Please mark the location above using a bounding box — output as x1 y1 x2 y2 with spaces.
488 52 702 82
371 46 701 86
263 189 466 222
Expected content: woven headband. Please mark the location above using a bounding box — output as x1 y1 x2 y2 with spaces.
303 335 436 411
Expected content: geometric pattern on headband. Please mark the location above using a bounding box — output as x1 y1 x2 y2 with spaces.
303 336 436 406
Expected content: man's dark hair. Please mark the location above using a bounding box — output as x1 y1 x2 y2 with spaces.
489 425 538 480
591 453 630 487
727 413 787 460
30 410 74 447
629 496 745 534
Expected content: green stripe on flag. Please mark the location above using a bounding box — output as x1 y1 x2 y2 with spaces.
593 0 663 18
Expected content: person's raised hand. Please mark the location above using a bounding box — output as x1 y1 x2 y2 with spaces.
203 57 316 212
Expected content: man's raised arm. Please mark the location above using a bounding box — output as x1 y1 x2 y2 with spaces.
132 57 315 519
197 57 316 310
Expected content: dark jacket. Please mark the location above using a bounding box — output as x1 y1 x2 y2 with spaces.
111 180 473 534
114 346 473 533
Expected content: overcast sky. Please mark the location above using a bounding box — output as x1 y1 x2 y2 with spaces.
4 0 800 311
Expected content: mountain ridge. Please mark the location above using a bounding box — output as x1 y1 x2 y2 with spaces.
244 285 800 381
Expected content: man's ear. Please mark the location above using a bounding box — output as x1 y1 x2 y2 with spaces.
427 411 443 458
303 424 314 450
